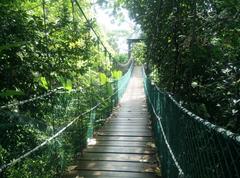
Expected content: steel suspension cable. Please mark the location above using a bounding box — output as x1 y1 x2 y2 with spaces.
74 0 112 59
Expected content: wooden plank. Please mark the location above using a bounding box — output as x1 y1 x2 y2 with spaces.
64 67 160 178
105 124 150 128
116 107 147 110
111 117 149 120
109 120 149 124
119 106 146 108
106 122 150 126
98 128 152 134
116 113 148 115
119 107 147 110
85 146 155 154
97 131 152 137
111 117 147 120
116 112 148 114
74 161 157 173
114 115 149 118
65 170 158 178
90 140 155 147
95 136 153 142
103 125 150 129
79 153 156 163
101 128 151 132
118 110 148 113
102 128 151 132
102 127 151 131
110 121 149 124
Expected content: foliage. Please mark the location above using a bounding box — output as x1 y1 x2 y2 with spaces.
131 42 146 65
99 73 109 85
119 0 240 133
0 0 122 177
111 70 123 80
113 53 128 63
107 30 132 53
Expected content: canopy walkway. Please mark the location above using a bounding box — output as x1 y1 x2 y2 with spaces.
1 64 240 178
64 66 159 178
1 1 240 178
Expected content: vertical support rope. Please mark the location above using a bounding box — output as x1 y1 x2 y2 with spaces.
42 0 48 57
143 68 184 177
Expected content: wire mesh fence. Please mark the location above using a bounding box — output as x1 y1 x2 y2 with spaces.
0 63 133 178
143 68 240 178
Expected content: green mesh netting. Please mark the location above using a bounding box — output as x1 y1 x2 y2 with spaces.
143 68 240 178
0 63 134 177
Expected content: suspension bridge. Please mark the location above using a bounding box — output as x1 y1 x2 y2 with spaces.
1 63 240 178
64 66 158 178
0 1 240 177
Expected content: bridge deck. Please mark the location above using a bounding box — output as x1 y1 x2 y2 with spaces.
65 67 159 178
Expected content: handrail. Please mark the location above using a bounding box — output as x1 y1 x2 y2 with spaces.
142 67 184 177
142 66 240 178
168 94 240 143
0 87 64 109
143 67 240 143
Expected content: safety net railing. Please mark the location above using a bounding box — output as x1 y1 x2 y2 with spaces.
143 68 240 178
0 63 133 178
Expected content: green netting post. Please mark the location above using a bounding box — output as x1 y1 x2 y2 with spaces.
87 110 95 140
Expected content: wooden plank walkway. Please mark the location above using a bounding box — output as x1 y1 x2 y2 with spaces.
64 66 159 178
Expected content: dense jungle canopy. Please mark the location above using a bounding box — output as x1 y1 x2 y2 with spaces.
0 0 239 177
121 0 240 133
0 0 123 177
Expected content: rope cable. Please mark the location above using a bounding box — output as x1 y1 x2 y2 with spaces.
0 87 63 109
0 1 133 175
74 0 112 58
0 104 99 173
143 66 240 178
143 68 184 177
0 78 128 110
0 63 133 173
167 94 240 143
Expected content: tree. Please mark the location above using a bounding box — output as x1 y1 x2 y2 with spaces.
117 0 240 133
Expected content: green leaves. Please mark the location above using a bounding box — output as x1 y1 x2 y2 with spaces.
0 42 26 52
132 42 146 65
123 0 240 132
58 77 73 91
0 90 24 97
111 70 122 80
0 1 121 177
63 80 73 91
39 77 49 90
99 73 109 85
